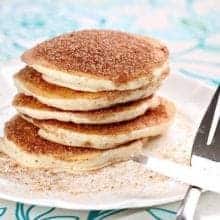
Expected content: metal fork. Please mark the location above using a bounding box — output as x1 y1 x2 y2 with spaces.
176 85 220 220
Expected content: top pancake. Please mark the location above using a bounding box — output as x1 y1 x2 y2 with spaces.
22 29 169 92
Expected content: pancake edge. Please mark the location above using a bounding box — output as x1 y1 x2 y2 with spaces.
13 95 160 124
0 137 143 173
34 62 169 92
14 75 160 111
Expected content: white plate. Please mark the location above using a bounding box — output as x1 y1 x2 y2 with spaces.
0 60 215 210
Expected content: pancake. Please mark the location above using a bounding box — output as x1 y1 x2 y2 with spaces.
14 66 165 111
1 116 143 173
21 29 169 92
13 94 160 124
41 62 169 92
22 98 176 149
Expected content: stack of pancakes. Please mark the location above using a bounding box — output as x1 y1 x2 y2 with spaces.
1 30 175 173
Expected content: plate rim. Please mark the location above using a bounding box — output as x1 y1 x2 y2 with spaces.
0 190 184 210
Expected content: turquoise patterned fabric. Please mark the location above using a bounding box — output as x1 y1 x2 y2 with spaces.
0 201 178 219
0 0 220 219
0 0 219 84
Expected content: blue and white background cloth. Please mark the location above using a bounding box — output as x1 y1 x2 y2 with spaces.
0 0 219 219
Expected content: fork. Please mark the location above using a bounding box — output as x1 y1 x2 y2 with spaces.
176 85 220 220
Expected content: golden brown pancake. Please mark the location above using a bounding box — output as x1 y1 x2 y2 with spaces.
14 66 165 111
13 93 160 124
22 29 169 92
1 116 143 173
22 98 176 149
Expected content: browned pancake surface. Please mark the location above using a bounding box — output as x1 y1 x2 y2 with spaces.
14 67 152 100
22 30 168 83
13 93 155 119
5 116 103 159
23 99 175 135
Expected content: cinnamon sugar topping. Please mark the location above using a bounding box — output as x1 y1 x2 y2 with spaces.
4 116 102 156
22 30 169 83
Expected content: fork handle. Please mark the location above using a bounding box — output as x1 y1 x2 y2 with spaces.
176 186 202 220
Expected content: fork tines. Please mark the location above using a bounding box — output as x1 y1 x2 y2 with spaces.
192 85 220 160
